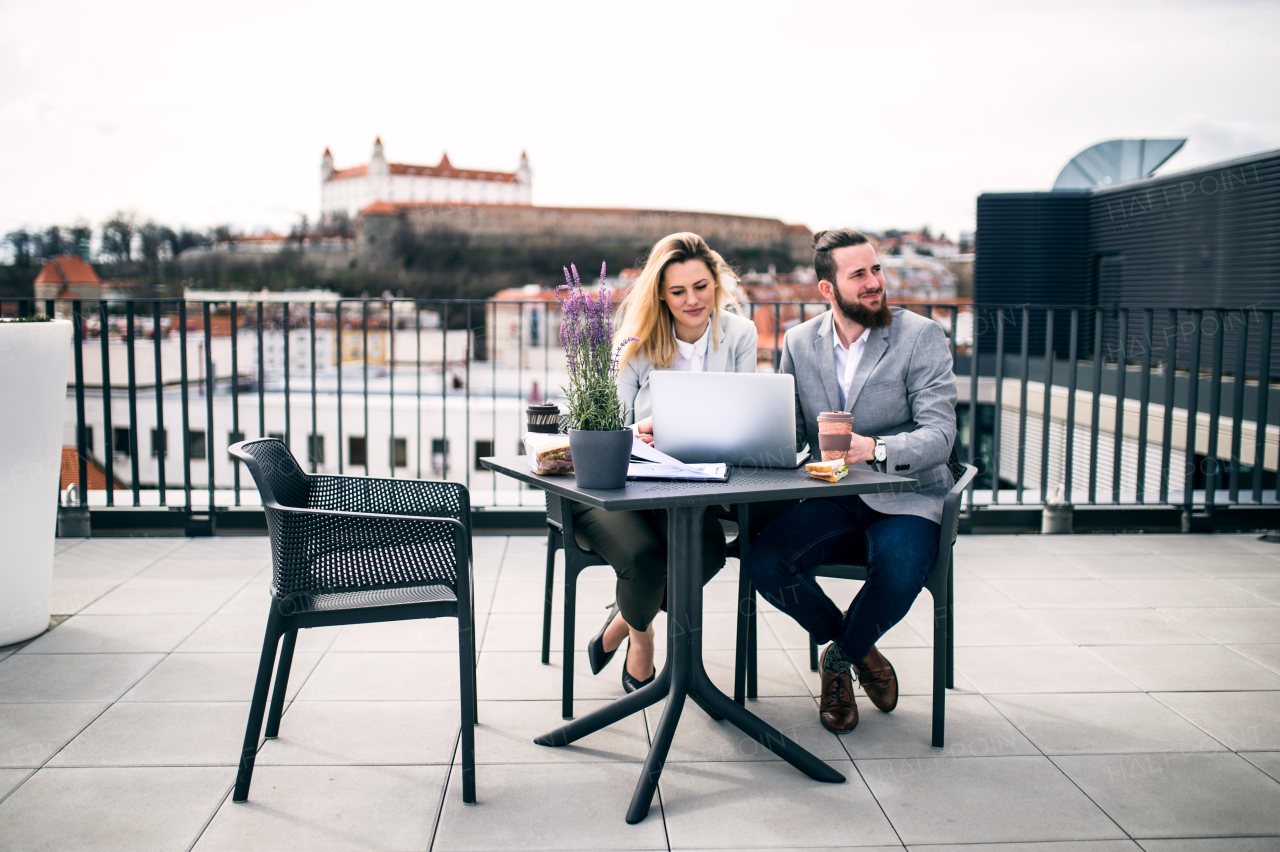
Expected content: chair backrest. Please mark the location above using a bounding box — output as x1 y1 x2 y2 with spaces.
230 439 312 508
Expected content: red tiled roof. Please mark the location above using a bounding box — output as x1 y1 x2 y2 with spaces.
328 153 519 184
331 165 369 180
35 256 100 286
359 201 401 215
60 447 114 491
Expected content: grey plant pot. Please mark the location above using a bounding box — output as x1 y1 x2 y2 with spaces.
568 428 633 490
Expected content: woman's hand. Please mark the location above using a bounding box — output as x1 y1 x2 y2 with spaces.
635 416 655 446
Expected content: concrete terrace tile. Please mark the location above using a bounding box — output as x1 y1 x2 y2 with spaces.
328 618 469 653
47 581 119 616
1225 578 1280 605
0 766 231 852
660 758 898 849
0 653 163 703
1136 839 1280 852
987 579 1146 609
467 699 650 765
956 646 1140 694
1231 644 1280 675
476 650 631 704
1114 534 1267 555
294 652 460 702
0 703 107 768
1088 645 1280 692
1024 535 1155 554
643 695 848 764
949 608 1073 647
433 761 669 851
50 556 148 584
216 582 272 614
53 537 87 553
786 646 978 700
858 754 1125 845
16 613 204 654
1052 752 1280 839
174 613 339 654
952 578 1019 609
955 535 1051 556
1152 692 1280 751
840 693 1038 760
1241 752 1280 783
1104 578 1271 609
988 693 1225 756
910 844 1141 852
488 579 615 614
0 767 32 799
122 652 321 702
57 537 187 561
1031 609 1213 646
766 609 927 650
50 702 248 766
195 764 447 852
717 648 818 698
257 700 460 766
1058 553 1209 578
1161 607 1280 645
80 579 245 615
955 553 1093 579
131 556 267 584
166 535 272 559
1181 555 1280 579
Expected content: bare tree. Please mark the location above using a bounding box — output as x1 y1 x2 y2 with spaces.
139 220 178 262
101 211 136 262
5 229 32 266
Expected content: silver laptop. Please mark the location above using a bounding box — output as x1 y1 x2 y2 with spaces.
649 372 809 468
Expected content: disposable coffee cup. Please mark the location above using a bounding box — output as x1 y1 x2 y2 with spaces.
816 411 854 462
526 403 561 434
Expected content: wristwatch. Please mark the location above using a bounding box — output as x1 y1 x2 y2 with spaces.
872 437 887 465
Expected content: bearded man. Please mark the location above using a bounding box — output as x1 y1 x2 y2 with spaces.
742 228 957 734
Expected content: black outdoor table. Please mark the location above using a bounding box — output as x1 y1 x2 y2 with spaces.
480 455 917 824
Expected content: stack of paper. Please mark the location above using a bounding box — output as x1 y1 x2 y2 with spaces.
627 439 728 482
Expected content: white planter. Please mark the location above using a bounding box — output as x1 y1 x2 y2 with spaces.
0 319 72 645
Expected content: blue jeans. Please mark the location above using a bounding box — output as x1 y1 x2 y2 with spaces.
743 496 940 662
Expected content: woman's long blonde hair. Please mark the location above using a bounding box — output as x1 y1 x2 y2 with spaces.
615 232 739 371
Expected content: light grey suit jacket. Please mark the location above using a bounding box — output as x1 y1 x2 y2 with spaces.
617 310 758 426
780 308 957 524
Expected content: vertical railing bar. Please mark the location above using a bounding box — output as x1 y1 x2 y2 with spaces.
1111 309 1128 504
1136 309 1153 504
416 300 423 480
1064 310 1079 503
991 309 1005 504
1039 308 1054 504
1205 309 1225 507
203 301 215 512
543 300 550 399
967 306 980 511
773 303 781 371
1228 309 1248 503
1253 311 1273 505
517 302 524 504
179 299 192 510
99 301 114 507
153 301 166 506
336 301 344 474
389 299 396 479
362 299 370 477
72 300 88 509
491 300 497 506
230 302 241 505
126 302 140 506
309 302 318 474
1088 308 1104 504
1016 307 1029 504
465 301 472 492
283 302 291 451
1159 310 1177 504
256 303 265 438
950 305 959 366
1183 310 1203 510
441 301 449 481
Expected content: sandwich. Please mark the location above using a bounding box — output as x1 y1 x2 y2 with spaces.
805 458 848 483
532 435 573 474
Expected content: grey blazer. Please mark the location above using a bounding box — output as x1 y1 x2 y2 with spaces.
617 310 758 426
780 308 958 524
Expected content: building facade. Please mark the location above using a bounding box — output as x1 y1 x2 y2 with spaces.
321 138 531 219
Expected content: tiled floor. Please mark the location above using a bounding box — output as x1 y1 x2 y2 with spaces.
2 532 1280 851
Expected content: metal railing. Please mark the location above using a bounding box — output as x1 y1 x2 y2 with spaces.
3 296 1277 533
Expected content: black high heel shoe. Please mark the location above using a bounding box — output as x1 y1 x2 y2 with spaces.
587 603 620 675
621 639 655 693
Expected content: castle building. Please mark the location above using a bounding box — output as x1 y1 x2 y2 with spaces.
321 138 531 220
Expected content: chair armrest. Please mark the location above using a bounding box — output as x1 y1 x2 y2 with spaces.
265 504 471 597
306 475 470 522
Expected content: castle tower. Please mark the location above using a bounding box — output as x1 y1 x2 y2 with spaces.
370 137 389 176
516 151 531 185
321 147 334 182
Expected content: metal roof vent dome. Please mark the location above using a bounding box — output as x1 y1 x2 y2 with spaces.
1052 139 1186 190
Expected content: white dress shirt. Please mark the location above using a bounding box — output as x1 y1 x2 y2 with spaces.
671 321 712 372
833 325 869 409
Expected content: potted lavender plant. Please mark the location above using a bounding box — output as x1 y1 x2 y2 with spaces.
558 263 636 489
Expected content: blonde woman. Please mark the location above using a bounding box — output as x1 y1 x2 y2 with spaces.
578 232 758 692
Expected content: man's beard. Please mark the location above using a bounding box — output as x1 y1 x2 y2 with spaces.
832 285 893 329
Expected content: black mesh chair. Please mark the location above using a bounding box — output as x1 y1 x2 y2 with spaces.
733 457 976 748
228 438 478 804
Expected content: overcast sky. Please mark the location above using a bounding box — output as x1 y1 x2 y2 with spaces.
2 0 1278 252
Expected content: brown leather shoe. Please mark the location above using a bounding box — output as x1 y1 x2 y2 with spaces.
818 644 858 734
854 645 899 712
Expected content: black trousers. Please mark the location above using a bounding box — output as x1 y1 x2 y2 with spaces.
570 502 726 631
